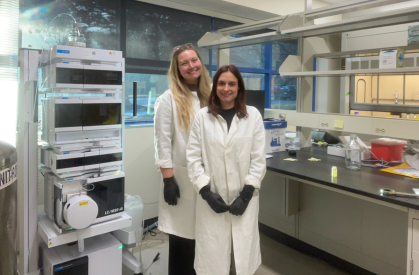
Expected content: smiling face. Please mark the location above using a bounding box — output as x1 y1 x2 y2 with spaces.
177 50 202 85
216 71 239 110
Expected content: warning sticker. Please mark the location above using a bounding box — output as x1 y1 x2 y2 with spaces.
0 163 17 190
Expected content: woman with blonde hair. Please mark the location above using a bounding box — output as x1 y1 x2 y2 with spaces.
154 43 211 275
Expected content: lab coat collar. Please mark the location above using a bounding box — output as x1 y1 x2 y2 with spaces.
217 114 239 147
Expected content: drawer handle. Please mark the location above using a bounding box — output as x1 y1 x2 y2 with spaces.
325 123 329 127
381 129 385 134
321 123 325 126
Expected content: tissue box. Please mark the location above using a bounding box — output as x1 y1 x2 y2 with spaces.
408 36 419 46
379 48 405 69
264 120 287 153
408 25 419 37
327 146 345 157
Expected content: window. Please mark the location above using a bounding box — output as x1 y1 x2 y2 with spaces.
242 73 265 90
126 1 210 64
20 0 119 50
124 1 213 122
212 45 265 69
272 41 298 70
19 0 299 127
124 73 168 123
271 75 297 110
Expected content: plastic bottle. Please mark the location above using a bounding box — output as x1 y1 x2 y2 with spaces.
293 137 301 150
68 23 86 48
395 91 398 105
345 134 361 171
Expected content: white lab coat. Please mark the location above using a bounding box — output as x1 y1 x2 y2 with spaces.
154 89 201 239
187 106 266 275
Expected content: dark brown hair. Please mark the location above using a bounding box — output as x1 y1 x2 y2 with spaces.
208 65 248 118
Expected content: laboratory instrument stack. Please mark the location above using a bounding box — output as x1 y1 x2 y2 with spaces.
39 45 126 234
16 44 135 275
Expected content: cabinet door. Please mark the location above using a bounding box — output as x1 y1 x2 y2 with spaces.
413 250 419 275
412 219 419 275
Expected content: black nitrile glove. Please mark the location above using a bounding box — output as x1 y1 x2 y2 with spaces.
200 185 230 214
163 177 180 206
229 185 255 216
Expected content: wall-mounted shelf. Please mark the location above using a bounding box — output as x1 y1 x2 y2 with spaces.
198 31 297 50
314 45 419 59
281 67 419 77
281 5 419 37
304 0 412 20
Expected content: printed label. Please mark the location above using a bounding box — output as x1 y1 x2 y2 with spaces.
0 163 17 190
79 201 88 206
57 49 70 54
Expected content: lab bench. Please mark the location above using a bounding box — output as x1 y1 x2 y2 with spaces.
259 147 419 275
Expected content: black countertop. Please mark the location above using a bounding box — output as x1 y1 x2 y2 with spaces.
266 147 419 210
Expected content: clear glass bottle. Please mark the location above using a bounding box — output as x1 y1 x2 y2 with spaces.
68 23 86 48
345 134 361 170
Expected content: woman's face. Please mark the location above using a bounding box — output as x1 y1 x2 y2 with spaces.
177 50 202 85
216 71 239 110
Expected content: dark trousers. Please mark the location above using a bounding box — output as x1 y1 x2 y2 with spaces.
168 234 196 275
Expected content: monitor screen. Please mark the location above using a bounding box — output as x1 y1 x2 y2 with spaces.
246 90 265 119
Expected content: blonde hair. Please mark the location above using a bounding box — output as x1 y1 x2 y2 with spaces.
167 44 211 131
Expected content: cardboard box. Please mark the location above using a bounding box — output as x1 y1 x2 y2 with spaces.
264 120 287 153
379 48 405 69
327 146 345 157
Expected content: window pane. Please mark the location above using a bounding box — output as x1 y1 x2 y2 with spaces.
271 75 297 110
241 73 264 90
213 45 265 69
126 1 210 64
272 40 298 70
213 18 240 31
20 0 119 50
124 73 169 122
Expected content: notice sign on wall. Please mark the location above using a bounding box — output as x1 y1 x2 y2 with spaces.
0 163 17 190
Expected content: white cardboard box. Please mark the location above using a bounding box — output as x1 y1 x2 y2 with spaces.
264 121 287 154
379 48 405 69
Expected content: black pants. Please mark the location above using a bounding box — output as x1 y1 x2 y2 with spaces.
168 234 196 275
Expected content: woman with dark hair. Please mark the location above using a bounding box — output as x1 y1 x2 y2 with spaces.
187 65 266 275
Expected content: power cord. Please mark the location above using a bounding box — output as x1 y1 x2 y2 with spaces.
137 253 160 275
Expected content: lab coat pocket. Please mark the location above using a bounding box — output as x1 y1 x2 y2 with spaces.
234 137 253 162
173 165 195 200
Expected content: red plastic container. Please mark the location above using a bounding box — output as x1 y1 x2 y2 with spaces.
370 139 407 162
